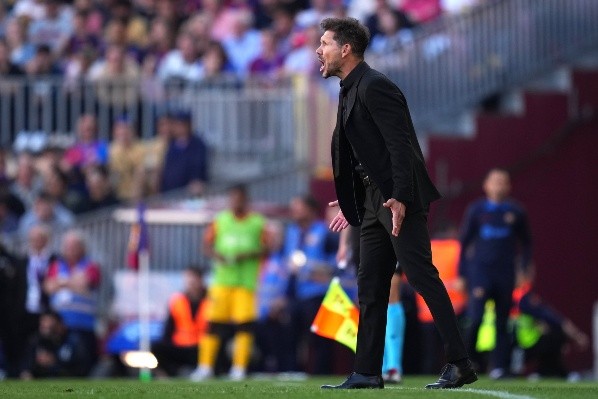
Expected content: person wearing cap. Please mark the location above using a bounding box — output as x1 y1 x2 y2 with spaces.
158 110 208 197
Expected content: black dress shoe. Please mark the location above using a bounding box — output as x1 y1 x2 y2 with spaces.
425 361 478 389
321 372 384 389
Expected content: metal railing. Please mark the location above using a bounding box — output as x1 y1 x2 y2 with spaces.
370 0 598 130
0 77 304 180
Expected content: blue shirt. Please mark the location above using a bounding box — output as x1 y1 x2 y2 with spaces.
160 134 208 192
459 198 532 284
282 221 338 300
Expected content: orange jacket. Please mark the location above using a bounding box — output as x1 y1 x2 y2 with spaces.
169 293 208 347
416 239 467 323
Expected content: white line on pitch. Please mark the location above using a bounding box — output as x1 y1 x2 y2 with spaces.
456 388 537 399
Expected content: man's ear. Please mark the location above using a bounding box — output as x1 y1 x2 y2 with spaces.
341 43 351 58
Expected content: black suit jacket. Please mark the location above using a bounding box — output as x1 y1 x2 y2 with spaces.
332 62 441 226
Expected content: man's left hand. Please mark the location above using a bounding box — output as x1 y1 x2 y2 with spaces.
383 198 406 237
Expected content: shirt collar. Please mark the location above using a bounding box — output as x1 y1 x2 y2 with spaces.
340 61 369 93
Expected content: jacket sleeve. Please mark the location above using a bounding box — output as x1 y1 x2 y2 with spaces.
363 76 414 204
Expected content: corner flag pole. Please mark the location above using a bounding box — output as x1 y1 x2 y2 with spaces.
139 247 151 381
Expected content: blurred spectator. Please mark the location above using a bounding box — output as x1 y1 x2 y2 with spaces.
4 17 36 68
84 166 119 212
102 16 144 63
142 111 171 195
222 9 262 78
459 168 532 379
0 147 9 185
184 13 213 62
248 29 284 84
253 0 277 29
12 0 47 21
369 7 414 55
72 0 105 37
24 44 61 76
19 191 74 237
140 17 175 76
295 0 333 29
65 9 100 57
27 0 73 58
88 43 141 114
0 37 24 75
62 114 108 172
154 0 184 29
400 0 443 24
513 276 589 379
270 5 296 55
365 0 414 39
204 0 246 42
108 0 148 49
24 225 56 322
23 44 61 131
0 4 6 37
108 116 145 202
42 165 87 214
20 310 94 379
255 297 295 372
44 229 101 367
199 40 239 87
1 224 57 379
63 46 97 89
158 111 208 196
0 243 32 378
157 30 203 84
0 193 20 234
10 152 43 211
283 195 338 374
283 24 321 77
152 266 207 377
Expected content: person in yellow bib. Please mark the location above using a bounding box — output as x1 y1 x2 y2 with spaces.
191 184 271 381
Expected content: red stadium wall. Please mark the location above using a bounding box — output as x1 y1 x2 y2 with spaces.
427 69 598 371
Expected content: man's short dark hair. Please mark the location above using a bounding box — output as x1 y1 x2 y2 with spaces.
185 265 207 279
486 167 510 178
300 194 320 214
41 310 64 324
228 183 248 197
320 17 371 58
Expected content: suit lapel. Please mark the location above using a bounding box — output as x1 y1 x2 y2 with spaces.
343 87 357 127
343 64 370 127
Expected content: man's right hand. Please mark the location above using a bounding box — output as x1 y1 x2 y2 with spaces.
328 201 349 232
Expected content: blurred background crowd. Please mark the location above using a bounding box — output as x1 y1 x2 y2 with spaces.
0 0 596 385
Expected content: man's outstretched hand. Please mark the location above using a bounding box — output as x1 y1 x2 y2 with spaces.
383 198 406 237
328 200 349 232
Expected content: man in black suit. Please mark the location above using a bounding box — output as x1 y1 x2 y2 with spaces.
317 17 476 389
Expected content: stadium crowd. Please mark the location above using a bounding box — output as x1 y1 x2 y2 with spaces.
0 0 490 87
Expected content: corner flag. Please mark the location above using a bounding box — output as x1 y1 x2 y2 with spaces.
127 202 149 270
310 277 359 352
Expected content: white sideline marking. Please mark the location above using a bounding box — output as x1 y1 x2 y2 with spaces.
457 388 537 399
385 386 537 399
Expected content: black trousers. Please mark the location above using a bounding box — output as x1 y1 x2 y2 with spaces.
354 184 468 375
463 279 514 371
152 342 198 376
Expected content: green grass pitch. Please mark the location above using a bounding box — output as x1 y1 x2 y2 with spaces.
0 376 597 398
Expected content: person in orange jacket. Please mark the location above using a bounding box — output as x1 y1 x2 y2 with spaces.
152 266 208 377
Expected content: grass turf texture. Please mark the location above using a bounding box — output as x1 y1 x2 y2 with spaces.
0 376 596 398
